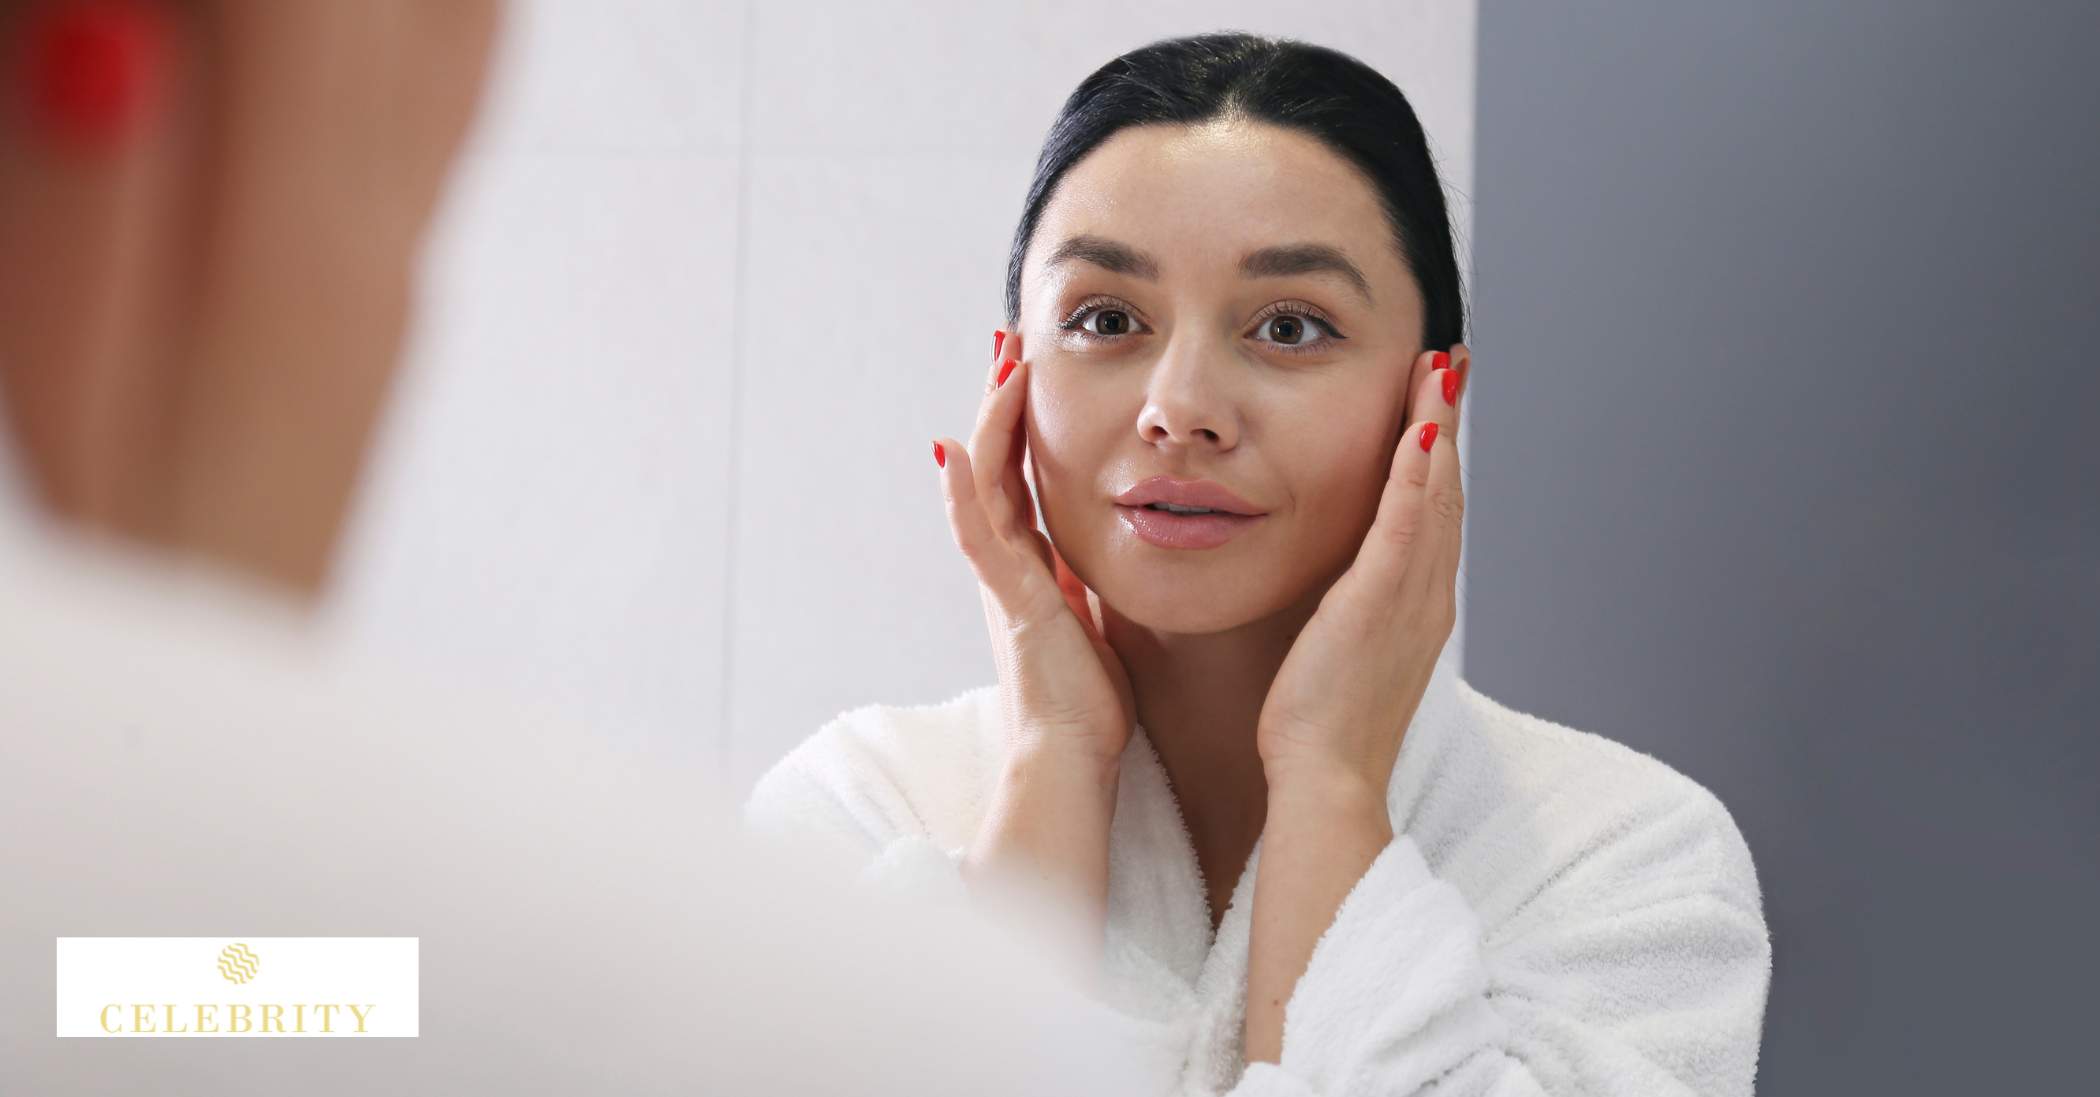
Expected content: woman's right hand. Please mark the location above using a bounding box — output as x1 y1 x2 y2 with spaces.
932 329 1136 778
932 328 1133 986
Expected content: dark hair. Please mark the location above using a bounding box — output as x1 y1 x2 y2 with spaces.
1005 32 1465 353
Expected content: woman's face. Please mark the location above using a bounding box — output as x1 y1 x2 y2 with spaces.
1020 119 1431 636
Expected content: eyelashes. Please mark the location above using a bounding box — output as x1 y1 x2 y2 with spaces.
1056 299 1131 337
1246 303 1348 353
1054 295 1348 356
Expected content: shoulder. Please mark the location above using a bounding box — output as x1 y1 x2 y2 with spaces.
742 683 1006 856
1412 675 1764 923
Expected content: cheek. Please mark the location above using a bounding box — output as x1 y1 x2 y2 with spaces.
1024 367 1125 456
1025 373 1121 495
1283 406 1400 549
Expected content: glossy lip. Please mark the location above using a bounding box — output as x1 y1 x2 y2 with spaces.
1112 476 1265 516
1112 476 1266 551
1115 505 1261 550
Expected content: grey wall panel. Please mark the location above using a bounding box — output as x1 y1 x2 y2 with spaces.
1471 3 2099 1090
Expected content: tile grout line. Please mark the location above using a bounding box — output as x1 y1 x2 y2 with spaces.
715 0 759 791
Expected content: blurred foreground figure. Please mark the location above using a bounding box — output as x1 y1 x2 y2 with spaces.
0 3 1150 1092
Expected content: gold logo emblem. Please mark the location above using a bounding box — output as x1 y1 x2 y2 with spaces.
217 943 260 985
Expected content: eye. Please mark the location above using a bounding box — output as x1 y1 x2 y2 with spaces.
1259 315 1313 344
1057 297 1149 342
1247 302 1346 355
1082 308 1137 336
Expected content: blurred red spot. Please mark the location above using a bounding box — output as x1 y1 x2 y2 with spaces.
22 0 166 151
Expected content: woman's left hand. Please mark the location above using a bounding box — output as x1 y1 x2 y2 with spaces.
1243 345 1468 1065
1255 346 1469 797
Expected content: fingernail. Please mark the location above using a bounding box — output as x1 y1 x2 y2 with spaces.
1441 367 1460 406
993 330 1006 361
996 358 1017 388
24 0 168 151
1431 351 1451 372
932 441 946 468
1419 422 1438 452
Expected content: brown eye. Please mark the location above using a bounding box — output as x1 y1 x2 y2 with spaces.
1248 304 1345 355
1057 298 1150 343
1090 309 1132 336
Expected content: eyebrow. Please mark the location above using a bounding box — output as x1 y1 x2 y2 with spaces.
1043 234 1374 306
1044 234 1161 280
1242 243 1376 306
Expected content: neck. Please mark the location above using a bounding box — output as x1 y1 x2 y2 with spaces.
1101 584 1325 913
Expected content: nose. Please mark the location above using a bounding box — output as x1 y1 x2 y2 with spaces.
1135 338 1240 452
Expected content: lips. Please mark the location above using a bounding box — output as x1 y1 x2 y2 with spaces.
1111 476 1265 550
1116 505 1260 550
1112 476 1264 516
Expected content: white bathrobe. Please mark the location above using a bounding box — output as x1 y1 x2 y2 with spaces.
743 651 1773 1096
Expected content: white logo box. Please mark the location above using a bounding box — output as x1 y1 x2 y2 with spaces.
56 937 419 1037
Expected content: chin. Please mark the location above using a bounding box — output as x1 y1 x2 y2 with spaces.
1117 596 1256 635
1090 548 1299 636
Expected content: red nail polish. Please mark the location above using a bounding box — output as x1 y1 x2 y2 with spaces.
1419 422 1438 452
23 0 169 152
993 330 1006 361
996 359 1017 387
1441 368 1460 406
932 441 946 468
1431 351 1450 372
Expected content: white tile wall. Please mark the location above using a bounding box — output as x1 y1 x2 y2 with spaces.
325 0 1476 797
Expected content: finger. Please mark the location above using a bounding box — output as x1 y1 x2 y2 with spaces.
1024 527 1055 577
1051 542 1105 646
0 0 181 520
1005 441 1039 532
1448 342 1472 445
1359 417 1439 591
995 328 1038 531
1418 411 1465 611
934 434 1024 604
1407 346 1463 449
967 350 1030 536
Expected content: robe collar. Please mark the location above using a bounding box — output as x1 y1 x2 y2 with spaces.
1100 644 1469 1090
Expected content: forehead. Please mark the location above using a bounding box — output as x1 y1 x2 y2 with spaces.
1031 120 1404 290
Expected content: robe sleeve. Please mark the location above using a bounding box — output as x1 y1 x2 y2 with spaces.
741 748 975 907
1216 788 1770 1097
742 747 1200 1092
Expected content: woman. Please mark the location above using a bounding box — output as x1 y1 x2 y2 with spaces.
746 32 1770 1096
